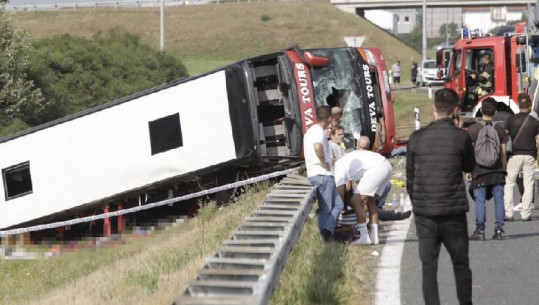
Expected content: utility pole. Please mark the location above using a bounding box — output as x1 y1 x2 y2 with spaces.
422 0 427 62
160 0 165 53
445 9 449 45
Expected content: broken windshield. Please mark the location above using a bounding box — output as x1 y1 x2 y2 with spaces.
309 48 368 138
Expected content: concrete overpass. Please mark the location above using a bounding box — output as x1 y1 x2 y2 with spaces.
332 0 537 10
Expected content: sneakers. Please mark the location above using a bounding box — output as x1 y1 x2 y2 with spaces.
333 231 353 243
504 215 515 222
470 229 504 240
492 229 504 240
397 210 412 220
352 223 371 245
513 203 535 212
320 229 333 242
469 229 485 241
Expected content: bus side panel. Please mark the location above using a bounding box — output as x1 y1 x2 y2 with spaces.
0 71 238 229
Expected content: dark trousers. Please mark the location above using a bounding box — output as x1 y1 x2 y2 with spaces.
415 214 473 305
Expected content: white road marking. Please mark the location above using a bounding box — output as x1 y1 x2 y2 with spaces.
375 195 413 305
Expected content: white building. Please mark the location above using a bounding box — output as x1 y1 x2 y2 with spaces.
463 6 526 34
360 6 525 38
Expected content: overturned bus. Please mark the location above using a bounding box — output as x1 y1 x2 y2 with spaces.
0 46 395 238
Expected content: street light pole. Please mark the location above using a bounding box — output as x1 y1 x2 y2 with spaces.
160 0 164 53
446 9 449 45
422 0 427 62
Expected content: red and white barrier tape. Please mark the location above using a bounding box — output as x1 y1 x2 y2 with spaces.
0 167 299 236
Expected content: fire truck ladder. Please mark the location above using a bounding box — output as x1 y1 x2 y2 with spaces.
172 174 316 305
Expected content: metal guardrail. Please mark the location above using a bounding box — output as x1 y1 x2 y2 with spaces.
172 174 316 305
330 0 536 9
4 0 278 12
5 0 199 12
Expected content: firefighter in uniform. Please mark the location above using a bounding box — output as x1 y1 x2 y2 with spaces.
464 53 494 111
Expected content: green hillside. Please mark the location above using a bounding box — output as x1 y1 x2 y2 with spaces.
12 1 420 74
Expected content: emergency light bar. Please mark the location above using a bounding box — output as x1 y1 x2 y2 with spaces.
461 28 483 39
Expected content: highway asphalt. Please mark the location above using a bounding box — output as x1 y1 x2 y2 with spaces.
400 187 539 305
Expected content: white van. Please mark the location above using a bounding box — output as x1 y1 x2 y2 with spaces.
417 60 444 86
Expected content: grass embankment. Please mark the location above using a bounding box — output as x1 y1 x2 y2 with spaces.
0 182 379 305
270 218 376 305
1 184 271 305
393 90 436 140
12 1 419 75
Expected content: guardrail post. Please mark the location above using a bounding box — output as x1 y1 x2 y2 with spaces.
118 202 124 234
104 204 111 237
57 226 65 240
414 107 420 130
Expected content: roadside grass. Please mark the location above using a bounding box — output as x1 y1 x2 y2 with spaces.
270 216 376 305
0 179 385 305
12 1 420 75
272 156 411 305
0 180 380 305
393 89 436 140
181 59 234 76
0 182 271 305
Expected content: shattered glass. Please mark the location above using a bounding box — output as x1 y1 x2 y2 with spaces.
310 48 365 138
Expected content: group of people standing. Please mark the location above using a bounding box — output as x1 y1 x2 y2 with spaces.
304 105 405 245
391 59 419 92
467 93 539 241
406 88 538 305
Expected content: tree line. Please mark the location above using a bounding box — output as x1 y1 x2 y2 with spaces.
0 7 187 137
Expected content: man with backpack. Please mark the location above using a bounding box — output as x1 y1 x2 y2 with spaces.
466 98 508 240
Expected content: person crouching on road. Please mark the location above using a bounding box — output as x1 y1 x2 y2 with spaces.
334 150 392 245
357 136 412 221
303 105 344 241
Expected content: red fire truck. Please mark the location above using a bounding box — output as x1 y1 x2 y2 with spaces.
438 21 536 126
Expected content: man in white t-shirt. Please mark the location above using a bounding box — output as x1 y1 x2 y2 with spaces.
391 60 401 90
304 105 344 241
334 150 392 245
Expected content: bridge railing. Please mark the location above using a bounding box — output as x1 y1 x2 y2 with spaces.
4 0 280 12
330 0 536 9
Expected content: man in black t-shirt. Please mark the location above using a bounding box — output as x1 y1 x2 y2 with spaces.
504 94 539 221
466 98 508 240
411 60 418 92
